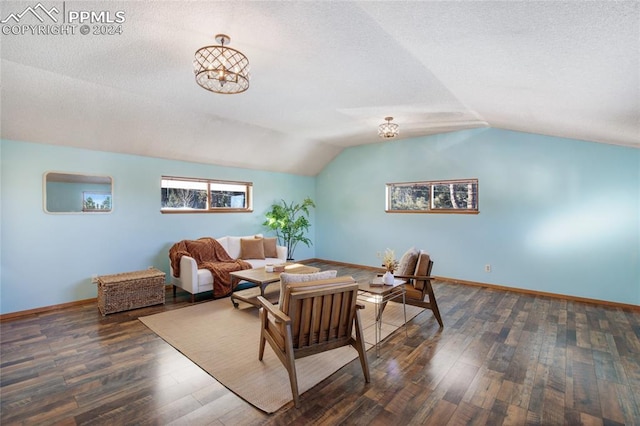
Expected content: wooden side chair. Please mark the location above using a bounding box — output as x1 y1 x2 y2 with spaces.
257 276 370 407
380 250 443 328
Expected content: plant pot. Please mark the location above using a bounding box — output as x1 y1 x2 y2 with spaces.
383 271 395 285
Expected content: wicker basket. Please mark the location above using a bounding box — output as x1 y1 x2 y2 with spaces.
97 268 166 315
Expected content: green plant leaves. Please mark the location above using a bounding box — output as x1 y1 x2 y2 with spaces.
262 197 315 260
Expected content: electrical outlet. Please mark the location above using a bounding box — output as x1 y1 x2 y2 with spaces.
484 264 491 273
91 274 98 283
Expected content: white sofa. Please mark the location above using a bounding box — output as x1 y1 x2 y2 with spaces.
170 234 287 302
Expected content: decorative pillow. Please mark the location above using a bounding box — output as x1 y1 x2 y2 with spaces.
240 237 265 260
278 270 338 307
413 251 432 291
396 247 420 275
263 237 278 258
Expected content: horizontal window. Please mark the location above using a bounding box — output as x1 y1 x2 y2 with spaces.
161 176 252 213
386 179 478 214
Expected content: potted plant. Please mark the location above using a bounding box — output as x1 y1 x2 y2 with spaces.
263 197 315 260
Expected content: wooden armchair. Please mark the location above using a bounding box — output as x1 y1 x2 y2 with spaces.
257 276 370 407
380 250 443 328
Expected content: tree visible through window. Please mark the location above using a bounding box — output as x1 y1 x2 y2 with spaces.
386 179 478 213
83 192 112 211
161 176 252 213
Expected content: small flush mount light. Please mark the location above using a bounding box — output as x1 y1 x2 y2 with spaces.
193 33 250 94
378 116 399 139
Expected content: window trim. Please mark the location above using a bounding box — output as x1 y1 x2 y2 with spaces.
386 178 479 214
161 175 253 213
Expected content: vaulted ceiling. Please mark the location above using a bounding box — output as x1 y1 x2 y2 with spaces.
1 1 638 175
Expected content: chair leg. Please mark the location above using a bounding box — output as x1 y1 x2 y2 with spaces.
282 324 300 407
258 309 267 360
353 309 371 383
426 283 443 328
172 285 177 298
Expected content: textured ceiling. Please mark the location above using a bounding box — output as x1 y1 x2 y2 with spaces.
1 1 638 175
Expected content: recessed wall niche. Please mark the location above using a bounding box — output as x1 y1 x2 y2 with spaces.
44 172 113 214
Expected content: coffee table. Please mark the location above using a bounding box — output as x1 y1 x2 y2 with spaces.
357 277 407 357
230 263 320 308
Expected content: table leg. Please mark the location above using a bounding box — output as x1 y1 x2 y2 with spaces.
402 288 407 337
230 277 241 308
231 280 279 309
375 297 381 357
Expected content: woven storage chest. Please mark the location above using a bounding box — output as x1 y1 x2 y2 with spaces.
97 268 166 315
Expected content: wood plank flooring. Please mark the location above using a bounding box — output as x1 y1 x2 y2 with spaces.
2 261 639 425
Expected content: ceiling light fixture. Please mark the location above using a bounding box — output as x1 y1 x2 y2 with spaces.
378 116 399 139
193 33 250 94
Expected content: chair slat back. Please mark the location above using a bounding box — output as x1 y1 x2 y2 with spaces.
287 282 359 355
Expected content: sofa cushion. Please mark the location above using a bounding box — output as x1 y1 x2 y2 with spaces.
263 237 278 258
245 258 278 269
241 237 265 260
278 270 337 308
215 236 230 256
397 247 420 276
226 236 242 259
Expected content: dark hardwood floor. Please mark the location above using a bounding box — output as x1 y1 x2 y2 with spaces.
2 261 639 425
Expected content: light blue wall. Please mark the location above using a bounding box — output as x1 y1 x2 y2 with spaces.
316 128 640 305
0 140 315 314
2 129 639 314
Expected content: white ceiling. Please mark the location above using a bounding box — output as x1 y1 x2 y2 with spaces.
1 1 638 176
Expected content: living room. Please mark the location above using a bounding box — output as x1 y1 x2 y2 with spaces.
1 1 639 423
2 126 638 315
2 1 638 316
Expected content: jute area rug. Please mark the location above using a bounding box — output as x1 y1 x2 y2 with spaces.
139 294 423 413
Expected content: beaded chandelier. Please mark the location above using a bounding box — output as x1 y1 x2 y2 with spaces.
193 34 250 94
378 117 399 138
